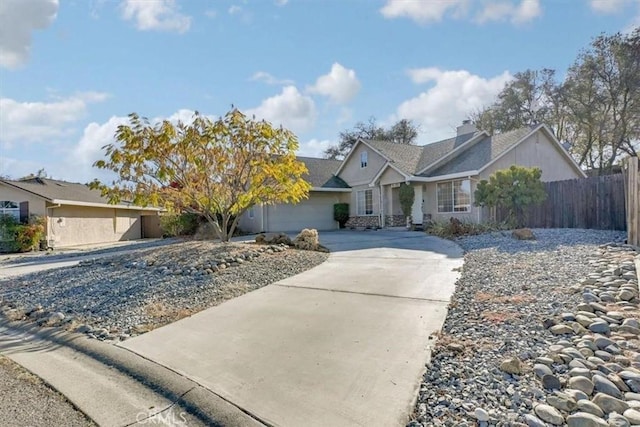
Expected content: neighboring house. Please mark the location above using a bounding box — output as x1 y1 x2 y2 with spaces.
0 177 162 248
239 122 586 233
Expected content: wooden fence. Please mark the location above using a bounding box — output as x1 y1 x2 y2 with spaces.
622 156 639 245
497 174 627 230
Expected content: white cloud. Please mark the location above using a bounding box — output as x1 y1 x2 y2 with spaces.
245 86 317 134
298 139 332 158
250 71 294 86
394 68 512 142
0 0 59 69
589 0 630 13
121 0 191 33
588 0 640 32
380 0 541 25
0 92 110 148
475 0 542 24
380 0 468 23
307 63 361 104
228 5 242 15
204 9 217 19
275 0 289 6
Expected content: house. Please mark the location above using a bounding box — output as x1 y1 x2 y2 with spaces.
238 157 351 233
0 177 162 248
239 122 586 233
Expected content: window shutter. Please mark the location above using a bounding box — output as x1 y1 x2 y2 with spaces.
19 201 29 223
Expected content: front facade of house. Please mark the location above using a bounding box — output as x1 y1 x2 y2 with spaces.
0 178 162 249
239 123 586 233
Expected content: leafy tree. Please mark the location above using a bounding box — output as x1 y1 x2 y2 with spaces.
398 183 415 220
471 28 639 175
472 69 561 136
474 165 546 227
561 28 639 174
93 108 311 242
324 117 419 159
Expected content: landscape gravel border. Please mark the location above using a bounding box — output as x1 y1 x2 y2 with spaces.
408 228 636 426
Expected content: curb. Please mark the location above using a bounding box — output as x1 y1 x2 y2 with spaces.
0 319 266 427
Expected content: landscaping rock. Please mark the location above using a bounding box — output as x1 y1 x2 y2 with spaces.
512 228 535 240
566 412 608 427
500 357 523 374
533 404 564 425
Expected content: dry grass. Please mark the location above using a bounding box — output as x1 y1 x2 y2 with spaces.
0 355 41 385
481 310 519 323
141 301 195 331
474 292 535 304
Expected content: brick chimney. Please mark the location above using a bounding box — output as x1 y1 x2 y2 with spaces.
456 119 477 136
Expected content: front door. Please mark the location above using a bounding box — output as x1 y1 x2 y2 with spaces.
411 185 423 225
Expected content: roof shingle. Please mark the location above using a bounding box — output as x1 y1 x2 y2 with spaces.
297 157 349 188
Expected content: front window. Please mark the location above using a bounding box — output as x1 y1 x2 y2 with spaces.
248 207 255 219
0 201 19 220
357 190 373 215
437 179 471 213
360 151 368 168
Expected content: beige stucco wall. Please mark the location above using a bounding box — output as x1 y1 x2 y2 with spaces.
379 167 405 186
481 131 582 182
49 205 142 247
238 204 266 234
0 183 47 217
338 144 387 186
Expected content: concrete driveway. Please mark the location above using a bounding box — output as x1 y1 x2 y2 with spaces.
120 230 463 427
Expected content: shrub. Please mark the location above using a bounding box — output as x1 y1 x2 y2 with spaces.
333 203 349 228
474 165 546 227
398 183 414 218
160 212 200 237
0 215 46 252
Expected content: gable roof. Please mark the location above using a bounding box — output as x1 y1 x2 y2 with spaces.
0 178 160 210
297 157 349 189
416 131 480 173
422 127 533 177
362 139 424 176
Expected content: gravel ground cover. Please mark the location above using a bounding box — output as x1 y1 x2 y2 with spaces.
408 228 637 426
0 240 327 341
0 355 95 427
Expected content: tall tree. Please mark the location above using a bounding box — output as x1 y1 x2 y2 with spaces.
472 69 561 136
561 28 640 174
93 108 311 241
472 29 639 175
324 117 419 159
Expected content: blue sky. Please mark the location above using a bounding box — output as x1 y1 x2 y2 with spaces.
0 0 638 183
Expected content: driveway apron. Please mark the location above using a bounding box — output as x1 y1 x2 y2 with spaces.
119 231 463 427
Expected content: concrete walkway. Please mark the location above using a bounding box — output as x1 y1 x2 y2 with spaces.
120 230 463 427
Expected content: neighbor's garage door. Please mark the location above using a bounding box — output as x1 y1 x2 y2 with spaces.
266 193 338 232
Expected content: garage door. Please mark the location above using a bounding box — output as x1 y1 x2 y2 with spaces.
266 193 339 232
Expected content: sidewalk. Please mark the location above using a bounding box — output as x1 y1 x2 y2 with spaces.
0 320 264 427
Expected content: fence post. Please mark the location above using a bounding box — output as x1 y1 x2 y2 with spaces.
624 156 639 246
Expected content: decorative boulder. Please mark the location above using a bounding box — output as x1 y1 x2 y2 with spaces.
293 229 320 251
512 228 536 240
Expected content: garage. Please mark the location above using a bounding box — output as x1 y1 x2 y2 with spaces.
265 192 342 232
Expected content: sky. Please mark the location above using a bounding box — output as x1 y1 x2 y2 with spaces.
0 0 638 183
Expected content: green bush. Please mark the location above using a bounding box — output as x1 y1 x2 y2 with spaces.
0 215 45 252
333 203 349 228
398 183 415 218
474 165 546 227
160 212 200 237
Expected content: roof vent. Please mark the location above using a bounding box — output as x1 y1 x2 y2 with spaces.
35 177 45 184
